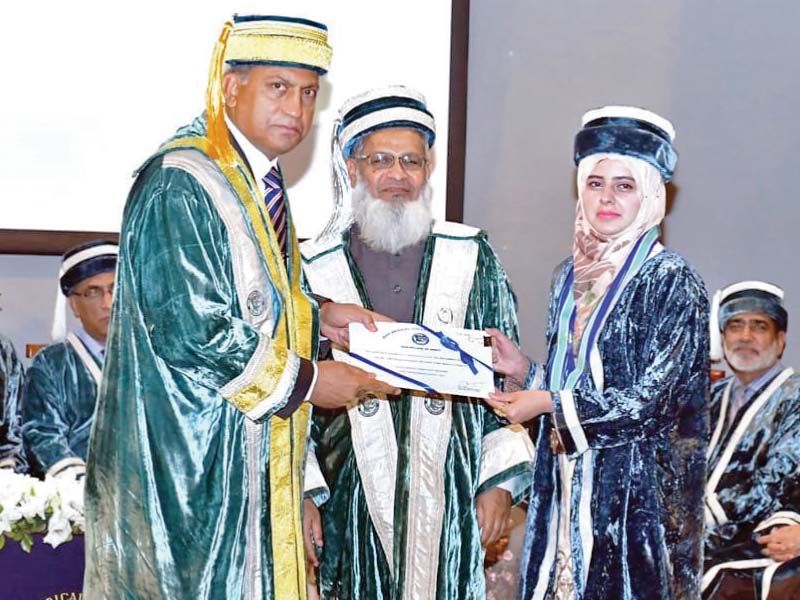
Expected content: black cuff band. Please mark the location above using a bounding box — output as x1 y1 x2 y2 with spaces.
276 358 314 418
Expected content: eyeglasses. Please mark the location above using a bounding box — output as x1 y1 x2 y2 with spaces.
724 319 773 334
352 152 428 171
70 284 114 301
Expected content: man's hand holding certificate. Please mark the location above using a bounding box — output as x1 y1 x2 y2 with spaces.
344 322 495 398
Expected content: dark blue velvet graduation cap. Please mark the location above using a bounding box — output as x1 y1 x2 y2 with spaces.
718 281 787 332
709 280 788 360
574 106 677 182
59 240 118 294
337 86 436 158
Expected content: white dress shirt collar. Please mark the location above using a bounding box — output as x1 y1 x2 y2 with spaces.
224 114 278 183
73 326 105 364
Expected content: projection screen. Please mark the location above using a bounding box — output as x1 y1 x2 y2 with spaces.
0 0 466 251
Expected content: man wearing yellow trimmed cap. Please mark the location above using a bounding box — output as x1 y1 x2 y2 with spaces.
83 15 396 600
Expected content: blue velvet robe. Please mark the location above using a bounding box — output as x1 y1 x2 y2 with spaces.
301 223 533 600
518 248 709 600
83 116 318 600
703 370 800 598
0 334 24 471
21 335 99 478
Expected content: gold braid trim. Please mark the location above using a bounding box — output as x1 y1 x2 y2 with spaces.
224 35 332 71
206 21 236 164
231 20 329 44
160 135 314 599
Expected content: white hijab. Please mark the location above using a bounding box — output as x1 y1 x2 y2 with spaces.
571 153 666 348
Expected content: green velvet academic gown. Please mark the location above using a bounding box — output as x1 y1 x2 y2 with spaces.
301 221 534 600
22 333 101 478
83 116 318 600
1 333 24 471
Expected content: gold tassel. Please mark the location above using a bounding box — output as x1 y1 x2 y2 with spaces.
206 21 235 163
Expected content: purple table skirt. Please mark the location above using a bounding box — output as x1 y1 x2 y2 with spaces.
1 533 84 599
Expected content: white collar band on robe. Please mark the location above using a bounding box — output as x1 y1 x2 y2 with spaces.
224 114 278 181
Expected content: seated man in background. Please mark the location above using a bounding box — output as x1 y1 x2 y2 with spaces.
301 86 534 600
0 332 24 471
22 240 117 479
703 281 800 599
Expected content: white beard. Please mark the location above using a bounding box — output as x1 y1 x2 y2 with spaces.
723 338 781 374
351 179 434 254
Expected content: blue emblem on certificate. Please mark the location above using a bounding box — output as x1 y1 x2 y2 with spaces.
343 322 494 398
411 333 430 345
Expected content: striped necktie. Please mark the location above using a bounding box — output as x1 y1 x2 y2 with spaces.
262 166 287 256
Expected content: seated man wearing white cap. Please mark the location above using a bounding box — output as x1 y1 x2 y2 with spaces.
300 86 534 600
703 281 800 599
21 240 117 480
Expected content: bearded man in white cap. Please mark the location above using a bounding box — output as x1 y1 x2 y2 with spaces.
300 86 534 600
703 281 800 600
22 239 117 480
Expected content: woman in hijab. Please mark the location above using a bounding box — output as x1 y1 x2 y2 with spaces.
486 107 709 600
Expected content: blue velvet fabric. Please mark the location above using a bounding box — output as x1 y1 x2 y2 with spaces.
574 123 677 182
233 14 328 30
518 248 709 600
342 120 435 158
0 334 24 471
718 291 787 332
703 372 800 597
59 239 117 294
21 337 99 477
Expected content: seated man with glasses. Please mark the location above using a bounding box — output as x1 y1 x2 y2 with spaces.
703 281 800 599
22 240 117 480
300 86 534 599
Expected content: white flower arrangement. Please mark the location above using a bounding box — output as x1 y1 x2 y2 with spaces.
0 469 85 552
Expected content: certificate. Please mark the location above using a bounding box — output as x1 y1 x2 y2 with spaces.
344 322 495 398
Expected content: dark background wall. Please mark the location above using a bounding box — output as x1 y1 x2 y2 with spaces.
464 1 800 367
